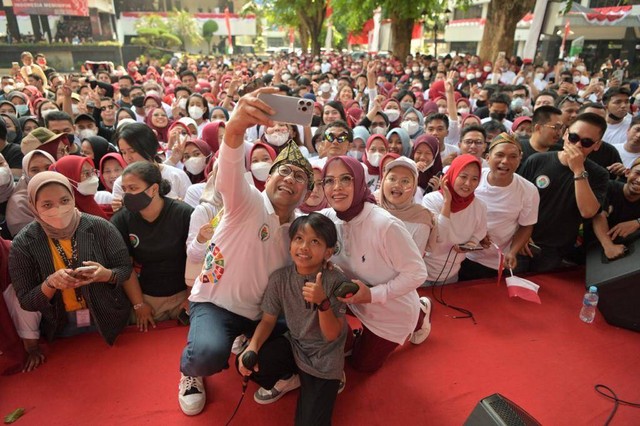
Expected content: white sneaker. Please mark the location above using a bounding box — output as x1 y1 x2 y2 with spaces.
178 374 205 416
231 335 249 355
410 297 432 344
254 374 300 404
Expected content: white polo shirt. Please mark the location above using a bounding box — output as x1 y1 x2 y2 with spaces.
188 142 294 320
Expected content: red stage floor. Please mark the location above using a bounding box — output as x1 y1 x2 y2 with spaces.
1 269 639 425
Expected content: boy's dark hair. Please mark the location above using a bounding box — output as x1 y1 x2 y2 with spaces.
179 70 197 81
482 120 508 134
289 213 338 249
534 90 558 104
630 115 640 128
602 87 631 105
425 113 449 128
578 102 605 114
460 124 487 141
489 92 511 107
44 110 73 129
572 112 607 139
532 105 563 126
118 75 134 85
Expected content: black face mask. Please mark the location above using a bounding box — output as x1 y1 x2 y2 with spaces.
131 96 145 108
6 130 16 144
475 100 487 109
123 186 153 213
490 111 506 121
608 112 624 122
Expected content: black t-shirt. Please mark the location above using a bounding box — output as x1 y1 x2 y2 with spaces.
519 152 609 249
517 137 560 174
1 142 23 169
111 198 194 297
604 180 640 227
588 141 622 180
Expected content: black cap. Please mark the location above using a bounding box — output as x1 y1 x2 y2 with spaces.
74 113 96 124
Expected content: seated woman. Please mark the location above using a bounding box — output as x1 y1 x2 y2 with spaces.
201 121 225 155
320 156 430 373
95 153 126 215
19 116 39 137
386 127 412 157
111 162 194 330
145 107 172 145
111 123 191 209
247 142 277 192
8 172 132 354
362 134 389 192
376 157 436 258
412 135 443 202
421 154 487 285
6 150 55 237
79 135 117 181
400 107 425 142
2 113 23 145
49 156 108 219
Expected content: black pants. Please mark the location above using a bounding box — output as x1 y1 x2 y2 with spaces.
240 335 340 426
458 259 498 281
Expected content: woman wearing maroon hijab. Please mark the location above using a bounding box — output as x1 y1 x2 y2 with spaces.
246 142 277 192
362 134 389 192
412 135 443 199
201 121 225 154
49 156 108 219
320 156 430 373
144 107 171 144
421 154 487 285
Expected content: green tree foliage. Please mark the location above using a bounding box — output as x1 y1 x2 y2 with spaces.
133 11 203 54
263 0 327 55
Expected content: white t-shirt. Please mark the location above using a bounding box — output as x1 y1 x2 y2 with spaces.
188 142 295 320
603 114 632 146
422 192 487 282
321 203 427 344
184 182 205 208
112 163 192 201
445 119 460 146
615 144 640 168
466 169 539 270
441 143 460 162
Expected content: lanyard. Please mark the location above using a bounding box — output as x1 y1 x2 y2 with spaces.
52 237 83 303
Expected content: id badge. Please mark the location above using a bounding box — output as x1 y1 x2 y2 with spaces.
76 309 91 328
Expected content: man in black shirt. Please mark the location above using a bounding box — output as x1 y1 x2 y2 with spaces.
517 105 563 171
580 102 624 179
519 112 609 273
592 158 640 259
0 118 23 169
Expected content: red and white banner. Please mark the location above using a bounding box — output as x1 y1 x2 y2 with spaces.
580 5 631 25
12 0 89 17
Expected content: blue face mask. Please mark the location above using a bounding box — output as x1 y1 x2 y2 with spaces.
15 104 29 116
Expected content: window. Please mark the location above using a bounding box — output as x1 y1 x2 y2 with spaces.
453 5 483 20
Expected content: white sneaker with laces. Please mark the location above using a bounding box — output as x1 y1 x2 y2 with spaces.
178 374 205 416
254 374 300 404
410 296 432 344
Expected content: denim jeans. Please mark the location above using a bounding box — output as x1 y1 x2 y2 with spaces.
180 301 261 377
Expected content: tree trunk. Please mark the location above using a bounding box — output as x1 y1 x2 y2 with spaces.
298 24 309 54
297 2 325 57
390 14 413 64
478 0 536 62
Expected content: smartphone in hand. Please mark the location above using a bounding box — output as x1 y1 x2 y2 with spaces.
258 93 314 127
334 281 359 298
458 244 483 252
71 265 97 278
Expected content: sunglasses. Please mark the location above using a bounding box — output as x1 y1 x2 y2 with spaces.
558 94 583 106
567 132 598 148
324 133 350 143
100 105 115 111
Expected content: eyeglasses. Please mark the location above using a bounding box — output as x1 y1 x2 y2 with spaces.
80 169 99 179
276 165 308 184
385 176 413 188
544 123 565 132
100 105 115 111
567 132 598 148
322 174 354 188
461 139 485 146
324 132 350 143
558 94 583 106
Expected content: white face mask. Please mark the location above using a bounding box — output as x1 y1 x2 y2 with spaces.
184 156 207 175
383 109 400 122
188 106 205 120
412 67 420 73
483 66 492 72
0 166 12 186
458 107 470 115
163 76 173 84
535 73 545 80
178 98 187 110
401 120 420 136
466 73 475 81
251 161 271 182
475 71 482 78
460 71 467 78
78 128 98 140
265 132 289 147
368 152 383 167
371 126 388 135
347 150 363 161
573 76 581 84
438 107 447 114
41 109 57 119
580 75 590 85
39 204 75 229
320 83 331 93
77 175 99 196
71 104 80 115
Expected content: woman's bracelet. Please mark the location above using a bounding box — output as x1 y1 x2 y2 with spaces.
44 278 55 290
108 270 117 284
133 303 145 310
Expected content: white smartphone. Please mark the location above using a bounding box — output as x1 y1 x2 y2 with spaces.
73 266 97 276
258 93 314 127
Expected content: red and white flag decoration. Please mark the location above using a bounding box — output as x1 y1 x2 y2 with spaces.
506 270 541 304
581 6 631 25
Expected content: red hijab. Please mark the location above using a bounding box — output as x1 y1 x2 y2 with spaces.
184 139 213 184
362 134 389 176
201 121 225 154
49 156 108 219
322 156 376 222
246 142 277 192
440 154 481 213
378 152 400 178
99 152 127 191
144 107 171 143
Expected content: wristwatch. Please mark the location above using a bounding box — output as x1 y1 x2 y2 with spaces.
317 298 331 312
574 170 589 181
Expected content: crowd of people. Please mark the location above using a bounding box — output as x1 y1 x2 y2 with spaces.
1 47 640 425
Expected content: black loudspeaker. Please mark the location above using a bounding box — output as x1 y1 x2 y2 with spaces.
586 233 640 332
464 393 541 426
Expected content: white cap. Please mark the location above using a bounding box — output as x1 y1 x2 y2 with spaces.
383 156 418 179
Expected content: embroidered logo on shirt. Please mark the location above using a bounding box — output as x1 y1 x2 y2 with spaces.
535 175 550 189
259 223 270 241
334 240 342 256
129 234 140 248
200 243 225 285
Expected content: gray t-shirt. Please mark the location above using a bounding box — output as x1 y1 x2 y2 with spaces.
262 264 348 381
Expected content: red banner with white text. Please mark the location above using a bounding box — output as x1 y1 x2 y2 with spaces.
12 0 89 17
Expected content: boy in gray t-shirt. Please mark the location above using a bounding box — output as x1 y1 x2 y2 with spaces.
238 213 349 426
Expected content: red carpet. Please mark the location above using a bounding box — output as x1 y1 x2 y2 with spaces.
1 269 639 425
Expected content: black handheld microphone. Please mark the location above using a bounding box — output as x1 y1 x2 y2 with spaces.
241 350 258 388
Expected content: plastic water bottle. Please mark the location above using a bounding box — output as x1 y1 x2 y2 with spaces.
579 286 599 323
